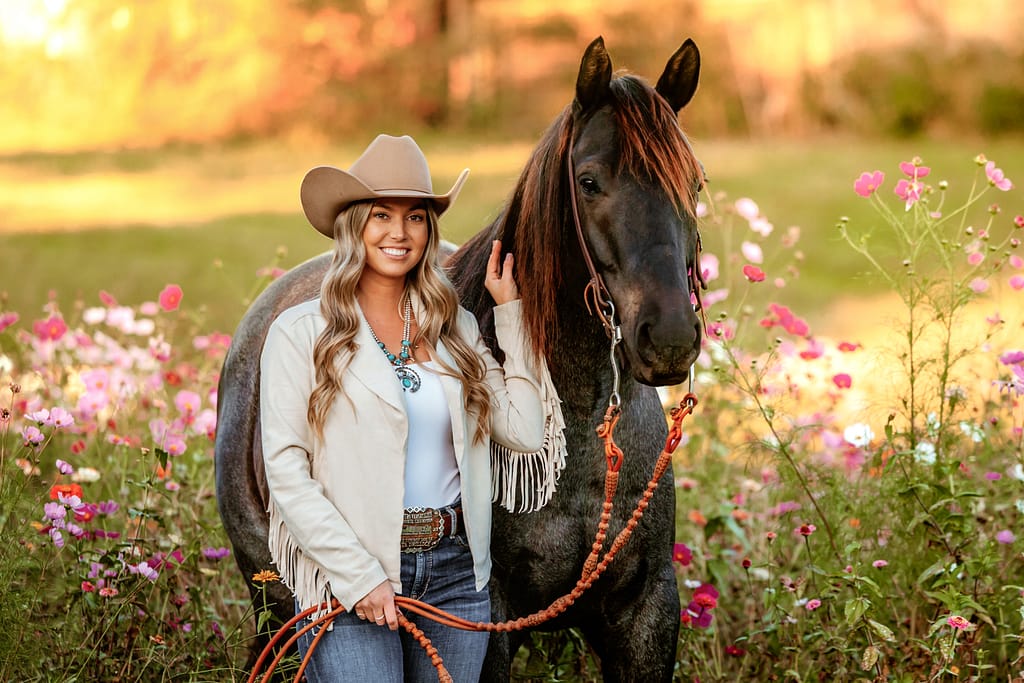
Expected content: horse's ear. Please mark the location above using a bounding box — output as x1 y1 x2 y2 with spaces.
655 38 700 113
575 36 613 114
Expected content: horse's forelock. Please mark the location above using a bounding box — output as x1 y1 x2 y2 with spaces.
610 75 704 219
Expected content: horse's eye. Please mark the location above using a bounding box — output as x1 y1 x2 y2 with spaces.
579 176 600 195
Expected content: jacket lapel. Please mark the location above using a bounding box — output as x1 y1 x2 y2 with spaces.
347 317 405 412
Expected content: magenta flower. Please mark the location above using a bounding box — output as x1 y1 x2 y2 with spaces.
1010 275 1024 291
673 542 693 567
1000 351 1024 365
805 598 822 611
872 559 888 568
201 547 231 561
832 373 852 389
894 179 924 210
967 251 984 266
158 284 184 312
797 523 817 537
985 161 1013 191
33 314 68 342
899 159 931 179
947 615 970 630
685 584 719 628
0 312 18 333
742 264 766 282
1015 215 1024 228
996 530 1016 544
854 170 884 197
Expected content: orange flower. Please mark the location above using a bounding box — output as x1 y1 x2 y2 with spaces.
687 510 707 527
252 570 280 583
848 518 861 529
49 483 83 500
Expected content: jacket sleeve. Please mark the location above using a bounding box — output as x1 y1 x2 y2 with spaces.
466 299 546 452
260 315 388 610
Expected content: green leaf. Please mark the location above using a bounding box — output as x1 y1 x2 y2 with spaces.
861 644 880 671
845 597 871 626
916 559 947 586
867 618 896 642
256 609 274 634
155 447 169 471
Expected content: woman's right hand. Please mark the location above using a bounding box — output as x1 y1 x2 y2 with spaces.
352 580 400 630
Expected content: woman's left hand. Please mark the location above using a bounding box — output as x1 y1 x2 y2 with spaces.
485 240 519 305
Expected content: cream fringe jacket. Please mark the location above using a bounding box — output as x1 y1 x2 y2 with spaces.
260 296 546 615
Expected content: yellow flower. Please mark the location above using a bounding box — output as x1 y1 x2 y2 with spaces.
251 570 280 583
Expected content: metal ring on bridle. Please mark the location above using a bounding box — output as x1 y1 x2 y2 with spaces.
607 310 622 410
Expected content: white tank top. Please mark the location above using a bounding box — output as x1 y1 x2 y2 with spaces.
401 362 460 509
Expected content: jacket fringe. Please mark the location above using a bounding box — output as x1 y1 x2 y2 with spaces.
268 499 335 626
490 357 566 513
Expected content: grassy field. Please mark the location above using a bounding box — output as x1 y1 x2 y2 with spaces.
1 135 1022 336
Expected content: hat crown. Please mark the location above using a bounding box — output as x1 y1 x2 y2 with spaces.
349 135 433 195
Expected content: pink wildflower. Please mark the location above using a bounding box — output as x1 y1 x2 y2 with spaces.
1015 215 1024 228
872 559 888 568
0 312 18 333
838 341 860 352
742 264 766 282
854 171 884 197
805 598 822 611
33 314 68 342
741 241 764 264
899 159 930 179
947 615 970 630
894 179 924 209
985 161 1013 191
673 542 693 567
99 586 119 598
797 523 817 537
1009 275 1024 290
996 530 1016 544
832 373 852 389
174 390 202 417
158 284 183 312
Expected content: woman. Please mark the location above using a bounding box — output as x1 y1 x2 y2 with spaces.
259 134 549 681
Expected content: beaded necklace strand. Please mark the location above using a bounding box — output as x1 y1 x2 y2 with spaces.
365 296 421 392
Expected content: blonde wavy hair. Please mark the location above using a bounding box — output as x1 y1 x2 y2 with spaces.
306 200 492 443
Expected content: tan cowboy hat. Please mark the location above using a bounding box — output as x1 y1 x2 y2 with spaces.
300 134 470 237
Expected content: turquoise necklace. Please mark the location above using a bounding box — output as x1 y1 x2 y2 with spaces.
365 296 421 392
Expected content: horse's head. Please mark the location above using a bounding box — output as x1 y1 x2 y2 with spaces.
568 37 705 386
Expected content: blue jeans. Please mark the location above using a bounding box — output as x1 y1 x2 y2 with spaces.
294 531 491 682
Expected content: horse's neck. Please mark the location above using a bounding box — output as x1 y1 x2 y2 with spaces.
548 298 624 415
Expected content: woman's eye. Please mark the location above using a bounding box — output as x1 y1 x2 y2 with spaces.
579 176 600 195
374 212 389 220
408 213 426 222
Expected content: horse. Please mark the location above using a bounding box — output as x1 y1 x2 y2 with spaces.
214 35 705 682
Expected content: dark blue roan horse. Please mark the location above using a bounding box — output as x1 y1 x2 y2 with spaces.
215 36 705 682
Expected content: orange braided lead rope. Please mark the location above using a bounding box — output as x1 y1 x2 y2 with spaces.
249 394 698 683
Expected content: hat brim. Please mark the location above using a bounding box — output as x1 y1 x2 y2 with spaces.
300 166 469 237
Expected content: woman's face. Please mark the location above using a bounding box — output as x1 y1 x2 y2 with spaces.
359 198 430 285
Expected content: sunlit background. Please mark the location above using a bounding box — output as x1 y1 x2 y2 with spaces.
3 0 1022 153
1 0 1022 331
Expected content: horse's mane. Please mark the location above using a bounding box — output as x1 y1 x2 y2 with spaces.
447 73 703 363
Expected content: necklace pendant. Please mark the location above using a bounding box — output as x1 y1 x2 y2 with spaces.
394 365 421 393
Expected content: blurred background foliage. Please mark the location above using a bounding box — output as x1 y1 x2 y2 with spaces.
1 0 1023 153
1 0 1022 335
